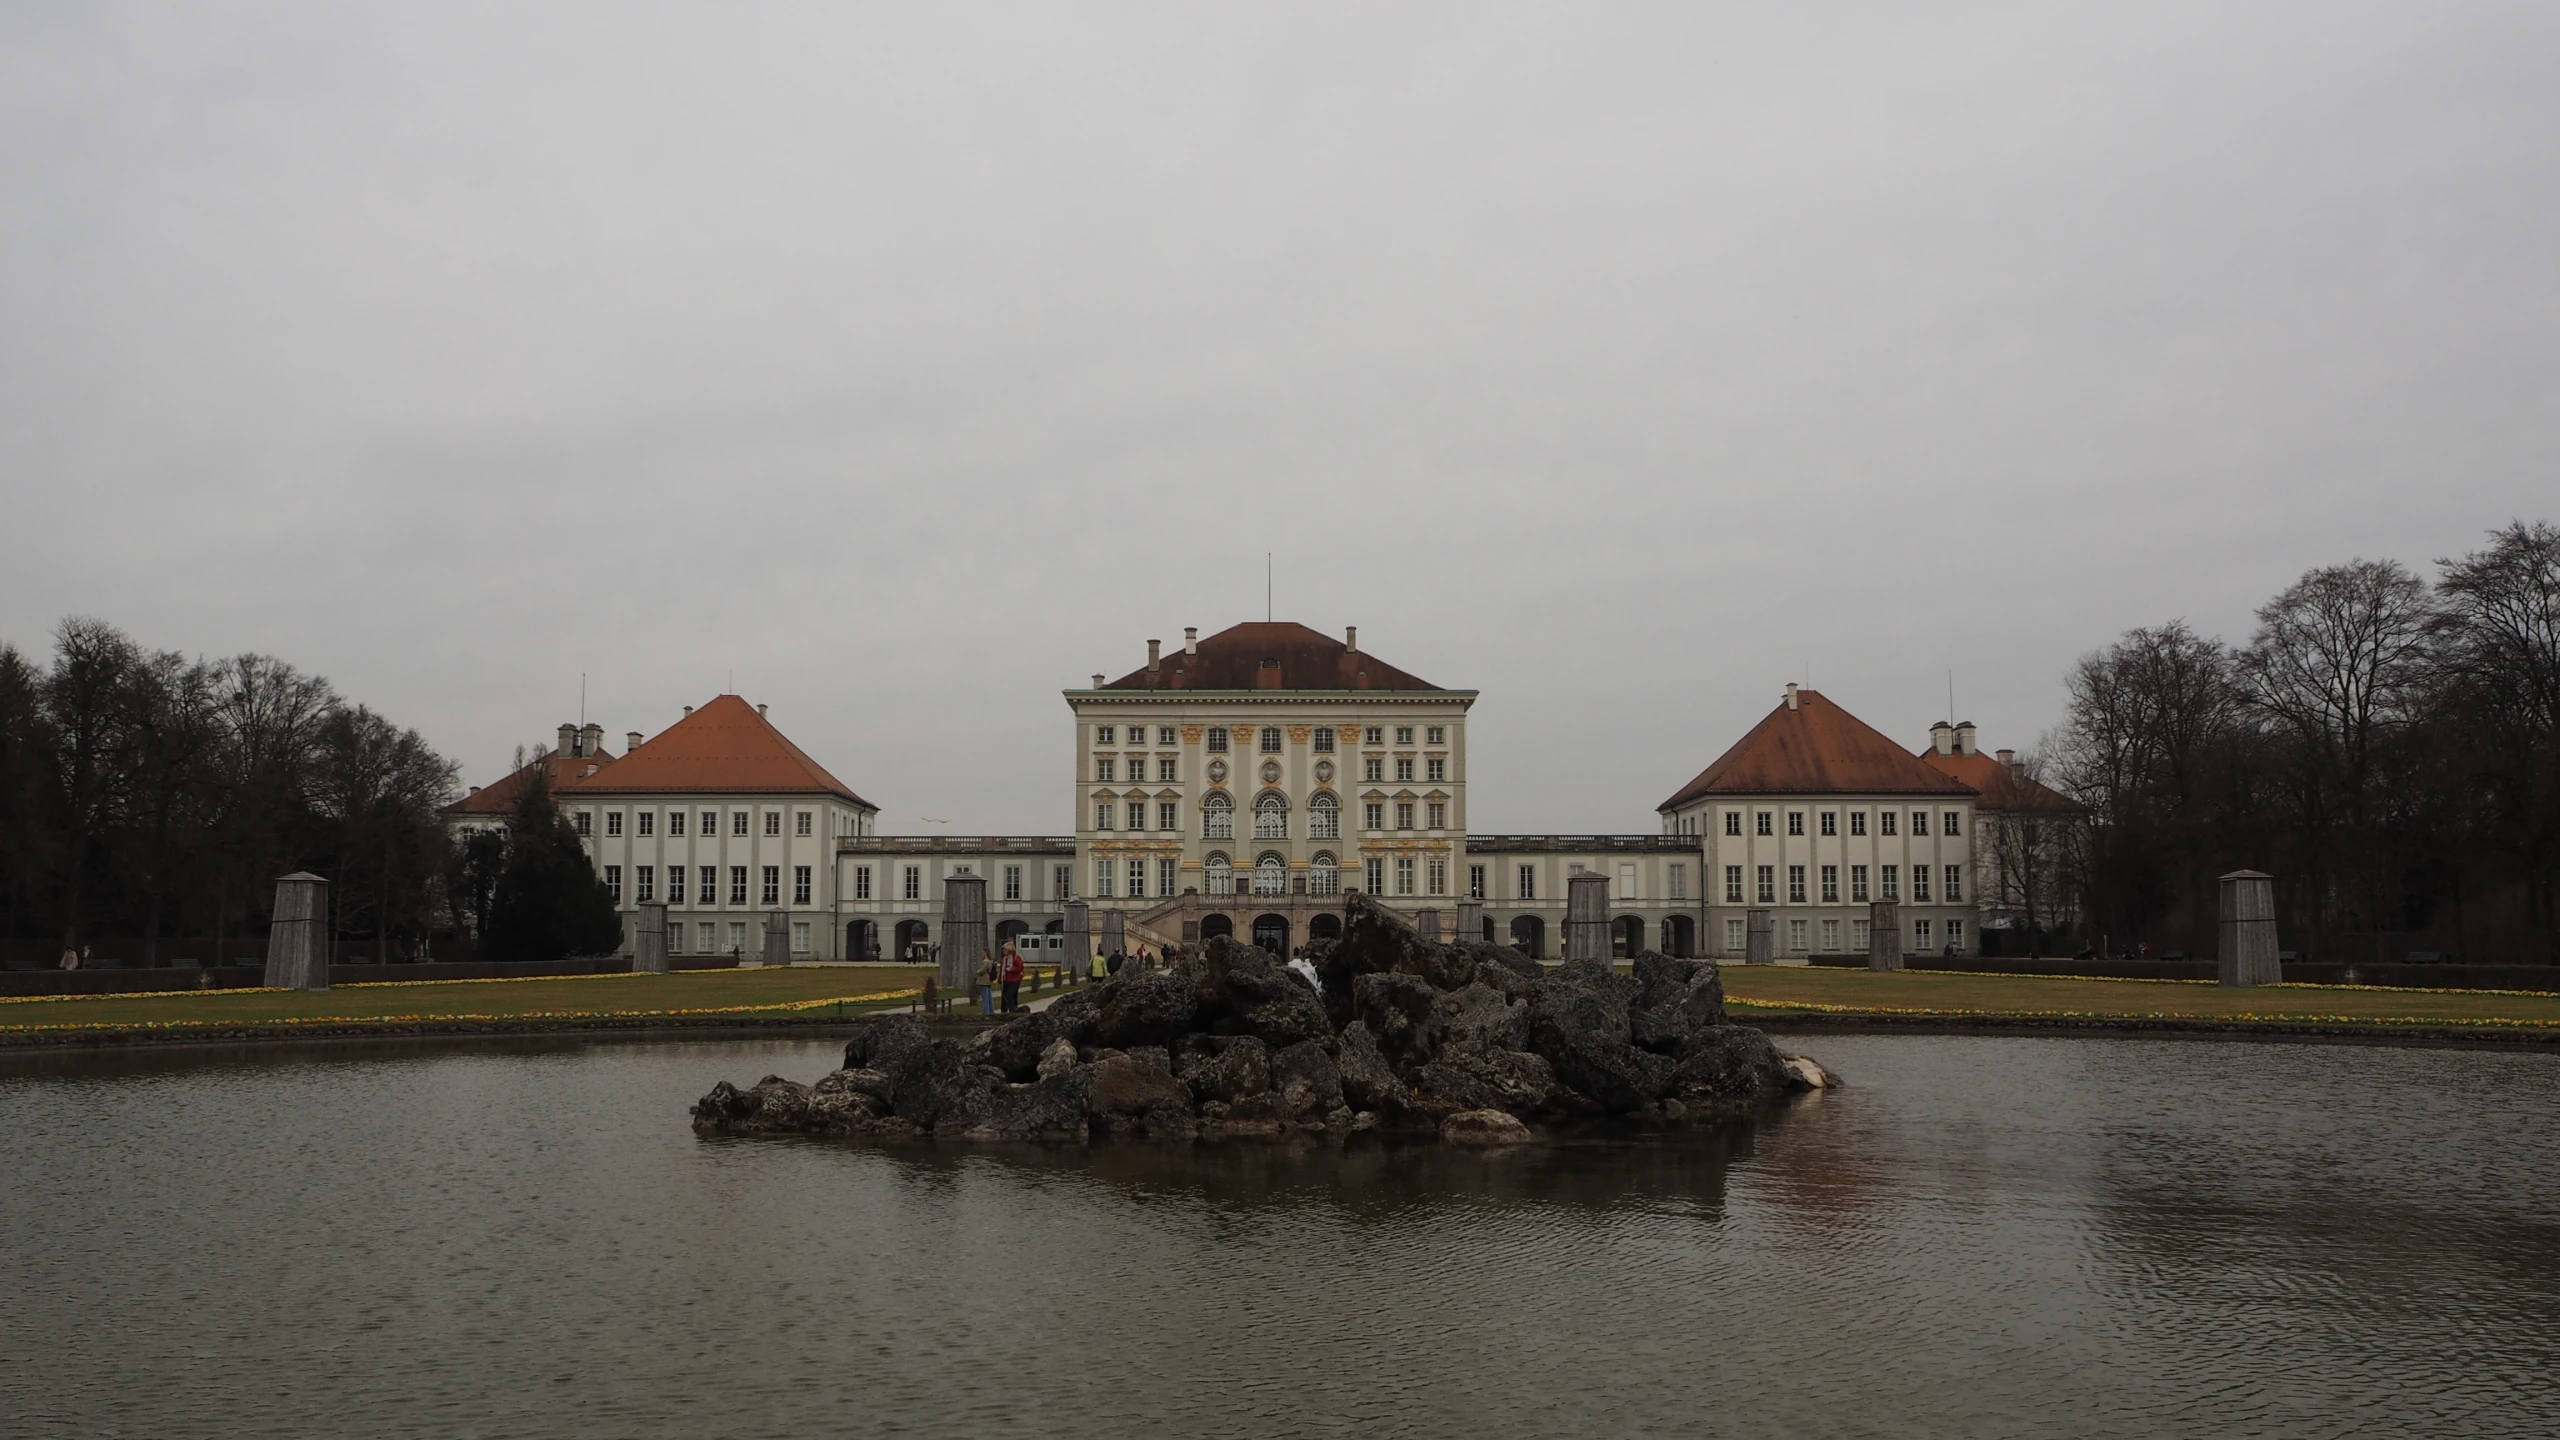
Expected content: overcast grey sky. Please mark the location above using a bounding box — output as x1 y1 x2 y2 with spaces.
4 2 2555 833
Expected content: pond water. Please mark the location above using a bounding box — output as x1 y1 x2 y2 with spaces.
3 1032 2555 1438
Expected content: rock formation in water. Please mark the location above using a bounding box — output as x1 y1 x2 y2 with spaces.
691 892 1839 1145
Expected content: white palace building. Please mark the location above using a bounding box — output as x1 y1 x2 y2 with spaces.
448 622 2071 964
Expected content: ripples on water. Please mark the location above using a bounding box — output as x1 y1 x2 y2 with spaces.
3 1034 2556 1438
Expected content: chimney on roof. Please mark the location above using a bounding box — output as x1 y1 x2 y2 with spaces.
1784 683 1799 711
1092 673 1105 688
756 703 767 718
1147 639 1161 673
1345 625 1357 652
626 731 642 753
1257 659 1283 690
1184 626 1197 656
468 785 480 795
1956 721 1978 756
1996 748 2015 767
1930 720 1954 756
558 722 578 756
581 723 603 757
682 704 693 716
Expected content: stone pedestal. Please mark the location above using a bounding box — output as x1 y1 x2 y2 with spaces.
1064 899 1090 973
2219 870 2280 987
940 874 986 994
1456 898 1483 945
635 903 670 974
1867 900 1900 972
1564 871 1610 965
762 911 789 968
1745 908 1775 966
1181 918 1201 944
1413 909 1440 942
1100 909 1126 959
263 871 330 991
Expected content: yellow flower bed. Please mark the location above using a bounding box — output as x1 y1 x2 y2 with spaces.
7 988 925 1036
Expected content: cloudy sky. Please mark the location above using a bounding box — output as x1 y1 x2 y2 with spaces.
4 2 2554 833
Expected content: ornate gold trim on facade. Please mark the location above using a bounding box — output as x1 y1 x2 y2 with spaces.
1286 725 1312 744
1181 725 1204 744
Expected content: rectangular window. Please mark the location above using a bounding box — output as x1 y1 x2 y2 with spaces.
1518 865 1536 900
1365 857 1386 893
1127 858 1146 898
1725 811 1742 837
1756 865 1776 904
1725 865 1744 902
1881 811 1898 837
1395 856 1416 896
702 810 718 836
668 867 688 904
1821 918 1840 952
1260 726 1282 753
1096 756 1115 782
1853 919 1870 951
575 810 593 837
1912 810 1929 836
703 922 721 953
759 866 779 905
1053 863 1072 899
1428 856 1447 895
1788 864 1807 904
1207 727 1228 752
1913 866 1932 902
1158 756 1178 782
757 810 776 838
1947 919 1964 951
902 865 921 901
1095 801 1114 831
1788 811 1804 837
1159 801 1178 832
790 811 808 837
1852 865 1870 902
1364 758 1385 782
791 922 810 955
1944 811 1962 837
1819 811 1836 837
1846 811 1864 837
854 866 872 901
1364 802 1384 829
1426 757 1446 782
668 810 685 837
1881 864 1899 900
793 866 811 904
1821 864 1839 902
1755 811 1773 837
700 865 718 905
668 923 685 955
1914 919 1934 949
1003 864 1023 901
729 866 749 905
1395 757 1415 783
1159 857 1177 897
1395 726 1414 745
1945 865 1963 902
1096 725 1115 746
732 811 749 838
1788 918 1808 952
1313 728 1334 753
727 921 747 953
1396 802 1415 829
636 811 654 837
1668 864 1686 900
604 811 622 837
1427 726 1444 745
604 865 623 902
1094 860 1115 898
636 865 655 903
1469 864 1487 900
1427 802 1446 829
1726 918 1747 953
1364 726 1384 745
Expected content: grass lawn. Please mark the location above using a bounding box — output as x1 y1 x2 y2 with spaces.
1719 964 2560 1032
0 965 953 1041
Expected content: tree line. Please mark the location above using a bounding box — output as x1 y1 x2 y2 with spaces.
2048 521 2560 965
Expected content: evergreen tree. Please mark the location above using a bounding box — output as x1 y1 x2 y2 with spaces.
484 768 623 960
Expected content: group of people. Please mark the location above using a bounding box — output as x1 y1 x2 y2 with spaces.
967 938 1164 1015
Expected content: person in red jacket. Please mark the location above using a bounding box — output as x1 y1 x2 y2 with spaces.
999 942 1025 1013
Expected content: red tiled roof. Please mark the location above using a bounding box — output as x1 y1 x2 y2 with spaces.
1658 689 1976 809
443 750 617 818
1099 622 1449 692
558 695 873 806
1920 749 2083 814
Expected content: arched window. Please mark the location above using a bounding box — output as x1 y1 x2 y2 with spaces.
1205 852 1233 896
1254 852 1288 896
1308 852 1339 896
1308 792 1340 839
1253 792 1289 839
1203 792 1233 839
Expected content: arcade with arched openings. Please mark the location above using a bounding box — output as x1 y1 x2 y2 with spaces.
893 918 930 960
1612 915 1645 958
1510 914 1545 957
845 918 878 959
1659 915 1695 958
1200 913 1235 942
1252 913 1290 953
1307 913 1342 944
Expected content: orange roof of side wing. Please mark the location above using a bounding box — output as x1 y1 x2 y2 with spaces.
559 695 872 807
1659 688 1977 810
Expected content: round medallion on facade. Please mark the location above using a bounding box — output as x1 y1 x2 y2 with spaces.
1260 759 1282 784
1207 759 1227 783
1314 759 1335 783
